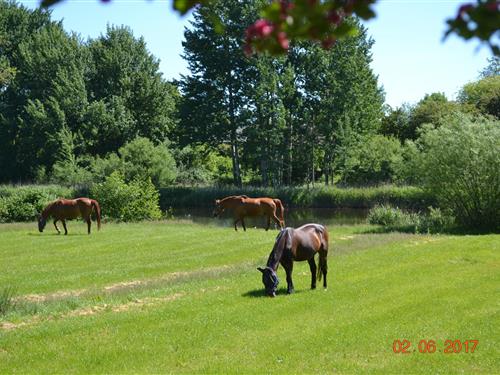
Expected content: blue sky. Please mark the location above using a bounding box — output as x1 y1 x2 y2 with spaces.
19 0 492 107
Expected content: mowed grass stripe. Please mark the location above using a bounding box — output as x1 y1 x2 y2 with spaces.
0 231 497 373
0 221 276 294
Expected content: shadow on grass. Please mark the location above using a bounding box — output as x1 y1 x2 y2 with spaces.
27 232 89 236
242 287 305 298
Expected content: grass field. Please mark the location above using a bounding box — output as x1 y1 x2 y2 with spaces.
0 220 498 373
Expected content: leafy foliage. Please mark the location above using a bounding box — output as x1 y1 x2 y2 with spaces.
340 135 402 185
412 114 500 231
458 75 500 118
118 137 177 187
91 172 162 221
367 204 455 233
0 185 74 222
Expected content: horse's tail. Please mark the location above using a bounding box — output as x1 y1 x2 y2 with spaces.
91 200 101 230
273 199 285 227
317 226 328 282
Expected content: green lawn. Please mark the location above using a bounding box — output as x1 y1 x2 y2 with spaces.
0 221 498 373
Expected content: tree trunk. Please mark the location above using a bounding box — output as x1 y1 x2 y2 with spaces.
230 130 242 187
286 118 293 185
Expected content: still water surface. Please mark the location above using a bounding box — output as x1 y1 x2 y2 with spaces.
172 207 368 228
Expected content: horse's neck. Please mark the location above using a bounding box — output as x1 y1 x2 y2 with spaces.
221 197 239 208
41 202 55 219
266 229 288 270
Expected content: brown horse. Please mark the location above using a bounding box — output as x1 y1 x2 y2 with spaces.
213 195 285 231
38 198 101 235
258 223 329 297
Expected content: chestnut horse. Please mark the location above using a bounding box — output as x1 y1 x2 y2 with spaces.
38 198 101 235
258 223 329 297
213 195 285 231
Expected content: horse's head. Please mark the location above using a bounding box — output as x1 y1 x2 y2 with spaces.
37 215 46 233
213 199 223 217
257 266 279 297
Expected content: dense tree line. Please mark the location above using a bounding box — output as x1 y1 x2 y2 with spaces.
0 0 498 192
0 1 177 182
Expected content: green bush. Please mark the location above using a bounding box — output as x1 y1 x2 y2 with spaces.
368 205 454 234
91 172 161 221
0 185 75 222
413 114 500 231
119 137 177 187
419 207 455 234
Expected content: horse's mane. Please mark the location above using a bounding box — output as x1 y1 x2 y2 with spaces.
266 228 291 269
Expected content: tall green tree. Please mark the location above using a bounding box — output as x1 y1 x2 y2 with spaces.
458 76 500 119
1 18 88 180
293 20 384 185
0 1 54 181
407 93 460 139
244 55 288 186
86 26 178 153
179 0 264 186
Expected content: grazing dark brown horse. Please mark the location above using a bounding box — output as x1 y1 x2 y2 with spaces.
38 198 101 235
258 223 329 297
213 195 285 231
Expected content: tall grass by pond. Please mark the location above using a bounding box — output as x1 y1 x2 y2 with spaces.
159 185 433 210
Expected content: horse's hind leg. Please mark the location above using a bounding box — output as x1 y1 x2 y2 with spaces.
320 253 328 289
53 220 61 234
241 217 246 231
272 213 282 230
61 220 68 235
308 258 317 289
233 218 239 231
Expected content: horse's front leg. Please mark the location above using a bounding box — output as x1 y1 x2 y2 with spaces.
61 220 68 235
281 259 294 294
241 217 246 231
233 218 239 231
308 258 317 290
86 217 91 234
266 216 271 231
53 219 61 234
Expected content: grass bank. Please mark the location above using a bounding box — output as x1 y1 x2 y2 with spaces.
160 185 434 210
0 221 498 373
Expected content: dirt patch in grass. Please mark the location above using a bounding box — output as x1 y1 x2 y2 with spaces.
1 292 187 331
15 265 236 304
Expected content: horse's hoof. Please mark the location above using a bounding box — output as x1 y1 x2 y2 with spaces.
287 289 294 294
311 286 316 290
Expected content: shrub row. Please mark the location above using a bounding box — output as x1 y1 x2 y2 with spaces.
0 183 434 223
0 185 76 223
0 175 161 223
159 185 434 210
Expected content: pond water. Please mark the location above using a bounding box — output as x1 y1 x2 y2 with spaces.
171 207 368 228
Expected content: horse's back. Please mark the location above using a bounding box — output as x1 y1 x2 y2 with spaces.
51 198 92 219
292 223 328 255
